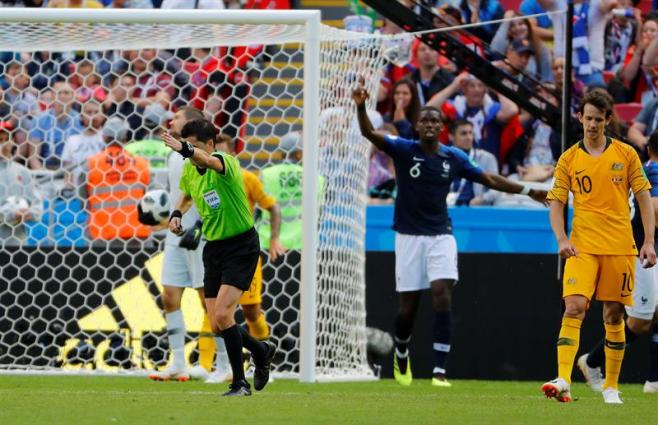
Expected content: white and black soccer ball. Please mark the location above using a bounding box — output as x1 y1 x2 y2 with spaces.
138 189 170 225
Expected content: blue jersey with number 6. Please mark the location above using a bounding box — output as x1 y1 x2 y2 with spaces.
381 134 484 236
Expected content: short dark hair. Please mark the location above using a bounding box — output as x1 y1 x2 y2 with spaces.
178 106 206 122
181 119 216 143
449 119 473 134
420 105 441 116
579 88 613 118
649 131 658 156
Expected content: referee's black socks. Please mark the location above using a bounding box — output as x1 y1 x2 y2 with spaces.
221 324 246 383
239 325 267 362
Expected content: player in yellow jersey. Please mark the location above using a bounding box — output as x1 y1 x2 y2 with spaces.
213 134 285 350
543 89 657 404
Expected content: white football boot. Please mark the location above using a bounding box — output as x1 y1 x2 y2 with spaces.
541 377 572 402
577 354 604 392
643 381 658 393
602 387 623 404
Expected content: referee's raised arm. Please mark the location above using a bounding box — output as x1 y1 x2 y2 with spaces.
353 76 387 150
162 120 225 173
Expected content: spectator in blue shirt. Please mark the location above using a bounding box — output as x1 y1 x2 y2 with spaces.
427 73 518 162
27 81 83 169
459 0 504 43
520 0 554 37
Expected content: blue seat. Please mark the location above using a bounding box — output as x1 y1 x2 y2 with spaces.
25 198 89 247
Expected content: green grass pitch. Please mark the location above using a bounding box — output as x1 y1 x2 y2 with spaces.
0 376 654 424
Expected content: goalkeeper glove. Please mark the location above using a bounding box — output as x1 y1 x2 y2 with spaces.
179 219 203 250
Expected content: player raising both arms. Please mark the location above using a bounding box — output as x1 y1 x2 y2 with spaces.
353 77 546 387
163 119 275 397
543 89 657 404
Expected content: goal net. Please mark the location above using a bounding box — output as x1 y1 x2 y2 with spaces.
0 9 388 381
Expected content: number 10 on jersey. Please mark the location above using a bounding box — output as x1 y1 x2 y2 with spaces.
575 175 592 194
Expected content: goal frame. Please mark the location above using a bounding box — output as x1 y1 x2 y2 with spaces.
0 7 322 383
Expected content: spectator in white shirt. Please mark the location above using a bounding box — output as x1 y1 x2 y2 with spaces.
61 100 106 185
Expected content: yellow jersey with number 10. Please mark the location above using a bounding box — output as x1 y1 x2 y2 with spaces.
547 138 650 255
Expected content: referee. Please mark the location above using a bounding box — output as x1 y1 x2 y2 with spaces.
163 119 275 397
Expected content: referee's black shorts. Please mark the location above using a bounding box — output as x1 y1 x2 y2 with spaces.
202 227 260 298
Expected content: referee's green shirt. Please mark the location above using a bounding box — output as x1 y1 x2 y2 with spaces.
180 151 253 241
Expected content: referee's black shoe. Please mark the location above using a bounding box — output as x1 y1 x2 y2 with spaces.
222 379 252 397
254 341 276 391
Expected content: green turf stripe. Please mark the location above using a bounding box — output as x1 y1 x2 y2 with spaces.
3 377 657 423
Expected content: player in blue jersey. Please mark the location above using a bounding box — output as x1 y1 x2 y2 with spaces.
578 132 658 394
353 77 546 386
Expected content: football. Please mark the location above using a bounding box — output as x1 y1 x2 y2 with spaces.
138 189 170 225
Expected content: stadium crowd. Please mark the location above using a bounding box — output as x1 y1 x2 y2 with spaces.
368 0 658 206
1 0 658 244
0 1 293 244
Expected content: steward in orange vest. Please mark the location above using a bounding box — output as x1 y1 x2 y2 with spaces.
86 117 150 240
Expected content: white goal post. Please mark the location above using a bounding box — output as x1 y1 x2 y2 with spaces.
0 8 388 382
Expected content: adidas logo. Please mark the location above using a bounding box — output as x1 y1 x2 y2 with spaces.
57 253 206 371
